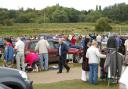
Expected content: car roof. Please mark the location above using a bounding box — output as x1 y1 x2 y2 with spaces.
25 39 59 43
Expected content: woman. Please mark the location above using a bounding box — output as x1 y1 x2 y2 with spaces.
81 36 90 82
3 38 14 67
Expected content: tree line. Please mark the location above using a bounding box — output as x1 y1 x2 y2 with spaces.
0 3 128 25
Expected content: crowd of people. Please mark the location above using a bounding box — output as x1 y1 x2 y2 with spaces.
81 33 128 85
2 37 25 71
0 32 128 85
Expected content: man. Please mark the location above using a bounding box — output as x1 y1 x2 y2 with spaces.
86 40 106 84
115 35 122 50
107 34 117 49
58 39 70 73
3 38 14 67
15 37 25 71
35 36 49 71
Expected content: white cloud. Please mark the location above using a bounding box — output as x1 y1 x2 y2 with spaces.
0 0 128 10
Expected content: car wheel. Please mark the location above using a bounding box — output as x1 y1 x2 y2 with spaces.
6 85 21 89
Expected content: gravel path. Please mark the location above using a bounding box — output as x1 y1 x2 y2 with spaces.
28 67 81 84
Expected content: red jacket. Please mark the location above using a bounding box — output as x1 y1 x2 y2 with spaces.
71 36 76 45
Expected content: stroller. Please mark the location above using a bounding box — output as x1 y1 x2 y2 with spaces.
25 52 41 72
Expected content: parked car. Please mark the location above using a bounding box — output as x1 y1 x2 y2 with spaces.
25 40 59 63
25 39 82 63
0 67 33 89
0 84 12 89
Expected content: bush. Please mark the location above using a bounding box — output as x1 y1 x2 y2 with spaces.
0 19 14 26
3 19 14 26
95 17 112 32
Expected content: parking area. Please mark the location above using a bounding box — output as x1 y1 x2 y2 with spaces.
28 67 81 84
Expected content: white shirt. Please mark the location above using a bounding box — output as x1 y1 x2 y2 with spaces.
86 46 106 64
15 40 25 53
124 39 128 51
96 35 102 42
59 45 61 56
35 39 49 54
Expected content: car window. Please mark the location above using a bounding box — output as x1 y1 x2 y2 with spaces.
48 41 54 48
28 41 37 50
54 42 59 48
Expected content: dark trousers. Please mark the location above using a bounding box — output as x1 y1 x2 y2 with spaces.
59 56 70 72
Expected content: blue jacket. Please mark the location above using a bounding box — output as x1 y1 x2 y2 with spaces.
4 45 14 61
59 43 68 59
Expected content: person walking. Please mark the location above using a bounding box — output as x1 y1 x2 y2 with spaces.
15 37 25 71
81 36 90 82
35 37 49 71
3 38 14 67
57 39 70 73
86 40 106 84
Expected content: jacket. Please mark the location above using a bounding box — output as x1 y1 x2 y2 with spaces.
35 39 49 54
104 50 124 77
86 46 106 64
4 45 14 61
107 37 117 48
82 38 90 71
59 43 68 59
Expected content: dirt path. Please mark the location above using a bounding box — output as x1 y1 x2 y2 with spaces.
28 67 81 84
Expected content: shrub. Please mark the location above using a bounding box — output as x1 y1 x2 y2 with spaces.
95 17 112 32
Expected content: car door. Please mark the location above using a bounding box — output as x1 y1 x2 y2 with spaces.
48 41 59 62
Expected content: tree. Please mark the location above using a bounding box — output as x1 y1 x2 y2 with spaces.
103 3 128 22
85 10 102 22
95 17 112 32
52 9 69 22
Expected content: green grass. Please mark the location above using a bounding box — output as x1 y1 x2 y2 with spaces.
0 23 128 36
34 79 117 89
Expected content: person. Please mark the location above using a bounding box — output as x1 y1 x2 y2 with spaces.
15 37 25 71
101 35 108 48
124 39 128 66
3 38 14 67
76 34 82 46
107 34 117 49
71 33 76 46
96 34 102 49
57 38 70 73
86 40 106 84
81 36 90 82
35 36 49 71
115 35 122 50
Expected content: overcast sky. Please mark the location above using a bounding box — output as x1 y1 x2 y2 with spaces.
0 0 128 10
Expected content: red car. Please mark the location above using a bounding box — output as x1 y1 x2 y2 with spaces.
25 39 82 63
25 40 59 63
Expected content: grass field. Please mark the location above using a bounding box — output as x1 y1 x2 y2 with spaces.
34 79 117 89
0 23 128 36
